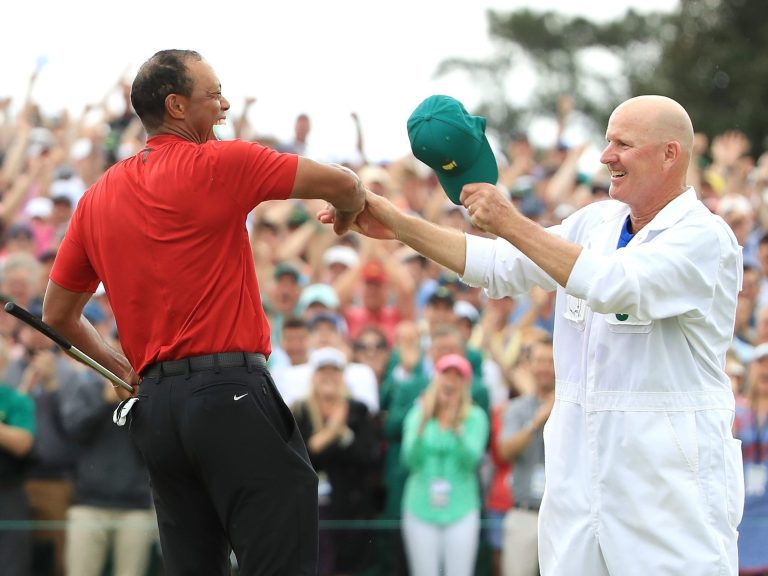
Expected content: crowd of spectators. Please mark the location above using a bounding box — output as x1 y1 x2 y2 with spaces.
1 68 767 576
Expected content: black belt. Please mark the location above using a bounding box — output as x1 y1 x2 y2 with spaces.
142 352 266 379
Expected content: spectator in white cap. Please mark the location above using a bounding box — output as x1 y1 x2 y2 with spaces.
322 245 360 276
297 283 340 321
273 314 378 415
317 245 360 308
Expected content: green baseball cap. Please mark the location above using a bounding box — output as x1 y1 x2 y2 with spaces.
407 95 498 205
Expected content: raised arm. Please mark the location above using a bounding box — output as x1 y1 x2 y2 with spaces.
291 159 366 235
322 190 467 276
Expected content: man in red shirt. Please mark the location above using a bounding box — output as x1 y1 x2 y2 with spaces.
344 258 415 345
41 50 365 576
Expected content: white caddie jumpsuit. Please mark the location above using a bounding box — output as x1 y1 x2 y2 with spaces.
462 188 745 576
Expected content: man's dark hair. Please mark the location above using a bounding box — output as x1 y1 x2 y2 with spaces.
131 49 202 131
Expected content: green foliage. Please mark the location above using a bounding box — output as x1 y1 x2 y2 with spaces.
441 0 768 155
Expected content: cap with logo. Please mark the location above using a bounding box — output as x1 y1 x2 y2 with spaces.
407 95 498 205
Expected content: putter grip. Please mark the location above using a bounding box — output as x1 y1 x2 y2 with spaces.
4 302 73 350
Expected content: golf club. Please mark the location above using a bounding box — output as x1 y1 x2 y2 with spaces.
4 301 134 393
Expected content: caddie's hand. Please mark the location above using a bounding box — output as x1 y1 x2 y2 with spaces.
460 183 517 235
317 190 399 240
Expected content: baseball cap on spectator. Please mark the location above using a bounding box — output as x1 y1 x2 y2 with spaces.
407 95 498 205
362 261 387 284
287 204 310 229
298 283 339 314
274 262 301 282
70 137 93 162
323 245 359 269
307 312 346 334
7 222 34 241
51 194 73 208
438 271 468 292
309 346 347 371
428 286 455 307
753 343 768 362
359 164 392 194
435 353 472 380
453 300 479 325
50 177 85 207
25 197 53 220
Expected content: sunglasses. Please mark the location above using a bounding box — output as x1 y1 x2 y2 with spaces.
353 341 388 352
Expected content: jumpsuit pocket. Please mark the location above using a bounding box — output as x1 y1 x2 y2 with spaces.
723 437 745 529
604 313 653 333
665 411 699 475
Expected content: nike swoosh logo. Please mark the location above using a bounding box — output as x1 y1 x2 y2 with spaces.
234 393 249 401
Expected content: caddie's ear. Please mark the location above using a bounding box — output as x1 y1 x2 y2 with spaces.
663 140 682 167
165 93 186 121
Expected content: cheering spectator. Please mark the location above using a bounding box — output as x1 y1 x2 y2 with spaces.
4 300 83 576
498 337 555 576
292 347 380 576
734 343 768 575
60 365 156 576
400 353 489 576
0 336 36 576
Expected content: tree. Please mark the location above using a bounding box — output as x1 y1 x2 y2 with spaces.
443 0 768 156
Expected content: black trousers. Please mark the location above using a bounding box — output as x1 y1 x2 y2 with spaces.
130 363 318 575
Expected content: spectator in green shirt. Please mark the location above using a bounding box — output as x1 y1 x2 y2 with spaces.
400 353 489 576
0 337 36 576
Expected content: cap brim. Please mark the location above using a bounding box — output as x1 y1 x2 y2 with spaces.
436 137 498 205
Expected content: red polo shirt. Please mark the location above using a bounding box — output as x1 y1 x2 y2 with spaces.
51 135 297 373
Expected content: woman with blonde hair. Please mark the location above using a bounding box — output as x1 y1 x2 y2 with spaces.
400 353 489 576
291 347 380 576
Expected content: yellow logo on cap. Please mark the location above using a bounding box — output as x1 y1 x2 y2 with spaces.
442 160 457 171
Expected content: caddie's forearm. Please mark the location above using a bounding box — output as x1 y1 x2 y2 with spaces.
499 215 582 288
395 213 467 276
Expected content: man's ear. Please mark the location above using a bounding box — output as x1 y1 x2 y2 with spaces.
664 140 682 167
165 94 185 121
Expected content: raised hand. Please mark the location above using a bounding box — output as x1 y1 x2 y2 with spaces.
460 183 519 236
